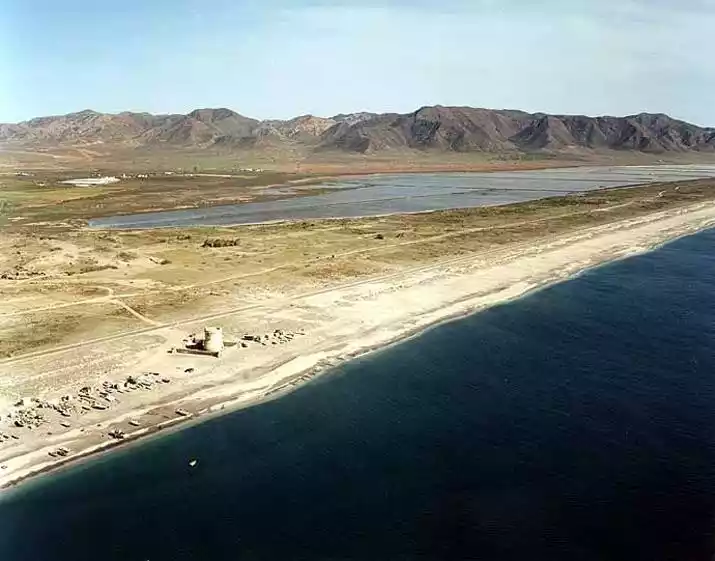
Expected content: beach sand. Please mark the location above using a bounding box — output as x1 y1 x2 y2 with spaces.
2 201 715 489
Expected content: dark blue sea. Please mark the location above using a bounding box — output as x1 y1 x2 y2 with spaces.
2 228 715 561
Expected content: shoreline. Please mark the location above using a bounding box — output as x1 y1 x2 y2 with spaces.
3 202 715 492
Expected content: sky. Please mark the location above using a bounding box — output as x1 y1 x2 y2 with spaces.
2 0 715 124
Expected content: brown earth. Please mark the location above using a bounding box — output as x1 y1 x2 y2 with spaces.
2 106 715 172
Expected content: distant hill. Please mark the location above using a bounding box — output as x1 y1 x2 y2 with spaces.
2 106 714 157
317 107 715 154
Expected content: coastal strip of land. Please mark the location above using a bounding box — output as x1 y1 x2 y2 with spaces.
2 178 715 489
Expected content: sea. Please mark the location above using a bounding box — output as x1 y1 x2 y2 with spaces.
1 228 715 561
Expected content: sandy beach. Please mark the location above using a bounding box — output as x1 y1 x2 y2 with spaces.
2 200 715 490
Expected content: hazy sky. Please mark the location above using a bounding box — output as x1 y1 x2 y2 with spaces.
2 0 714 124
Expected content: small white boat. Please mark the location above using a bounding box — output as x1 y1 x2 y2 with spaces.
189 459 198 468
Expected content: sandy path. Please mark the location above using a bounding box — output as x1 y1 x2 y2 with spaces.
1 200 715 489
112 300 161 326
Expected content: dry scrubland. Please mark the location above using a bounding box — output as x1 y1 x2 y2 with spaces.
2 177 715 368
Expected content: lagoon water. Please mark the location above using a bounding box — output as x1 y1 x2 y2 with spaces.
2 229 715 560
89 165 715 229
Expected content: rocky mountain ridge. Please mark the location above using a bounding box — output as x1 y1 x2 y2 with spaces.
2 106 714 155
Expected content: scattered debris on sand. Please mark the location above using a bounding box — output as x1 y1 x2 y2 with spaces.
8 401 46 429
1 326 308 447
108 428 125 440
48 446 71 458
241 328 305 347
0 368 190 441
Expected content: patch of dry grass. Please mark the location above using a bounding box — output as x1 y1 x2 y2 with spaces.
0 303 140 357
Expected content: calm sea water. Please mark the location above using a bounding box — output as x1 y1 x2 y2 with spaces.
89 165 715 229
2 229 715 561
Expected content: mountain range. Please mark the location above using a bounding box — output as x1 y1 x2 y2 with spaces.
2 106 714 156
